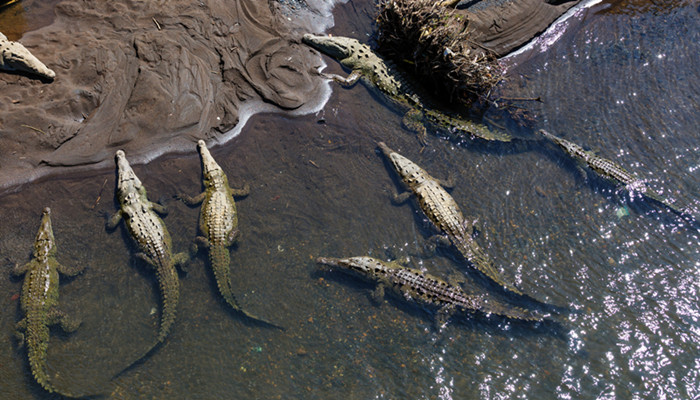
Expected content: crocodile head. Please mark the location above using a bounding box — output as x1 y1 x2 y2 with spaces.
539 129 586 157
114 150 144 200
302 34 360 61
33 207 55 258
377 142 424 187
0 33 56 80
316 256 388 279
196 140 226 186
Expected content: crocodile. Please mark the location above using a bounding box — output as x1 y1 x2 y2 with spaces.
12 207 84 396
107 150 188 344
539 129 690 218
1 32 55 80
377 141 531 297
177 140 281 329
317 256 545 323
302 33 511 145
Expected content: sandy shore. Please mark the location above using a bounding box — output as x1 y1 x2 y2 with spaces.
0 0 581 193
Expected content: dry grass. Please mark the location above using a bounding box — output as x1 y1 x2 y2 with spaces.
376 0 502 109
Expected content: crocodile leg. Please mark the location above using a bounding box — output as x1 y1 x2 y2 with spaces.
53 260 85 277
324 70 362 87
402 108 428 146
191 235 209 255
172 252 190 273
575 165 589 182
229 183 250 197
395 257 411 266
464 218 480 236
436 173 456 190
425 234 452 252
226 229 241 245
390 191 412 205
150 202 168 216
12 260 35 276
447 273 466 287
177 191 206 206
370 284 386 304
435 305 456 328
14 318 27 346
105 210 123 230
46 308 81 333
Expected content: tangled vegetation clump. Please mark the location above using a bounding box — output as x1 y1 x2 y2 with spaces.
376 0 502 109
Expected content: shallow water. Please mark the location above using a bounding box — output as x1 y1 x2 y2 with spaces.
1 1 698 399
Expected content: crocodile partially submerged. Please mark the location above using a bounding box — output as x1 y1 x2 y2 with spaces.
178 140 281 329
302 33 511 144
377 141 531 297
539 129 690 218
13 208 84 396
1 32 55 80
107 150 188 344
317 256 545 323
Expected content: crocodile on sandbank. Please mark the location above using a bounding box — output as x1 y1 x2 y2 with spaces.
302 33 511 145
177 140 282 329
13 207 85 396
377 141 533 297
539 129 691 219
317 256 545 323
1 32 55 80
106 150 188 344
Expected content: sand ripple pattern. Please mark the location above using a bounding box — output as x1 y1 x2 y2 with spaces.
0 0 330 189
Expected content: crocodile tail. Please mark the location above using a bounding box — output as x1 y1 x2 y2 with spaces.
155 262 180 343
112 339 163 379
209 245 284 330
26 319 105 397
426 109 512 142
482 300 545 322
209 244 235 306
453 237 524 296
26 323 57 393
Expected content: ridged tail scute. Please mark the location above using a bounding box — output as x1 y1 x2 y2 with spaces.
155 263 180 343
209 245 284 330
428 110 513 143
453 237 524 297
209 245 234 307
27 323 55 393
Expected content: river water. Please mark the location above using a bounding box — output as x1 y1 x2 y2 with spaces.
0 1 698 399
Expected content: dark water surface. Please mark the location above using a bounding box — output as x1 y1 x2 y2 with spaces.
1 1 698 399
0 0 60 40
